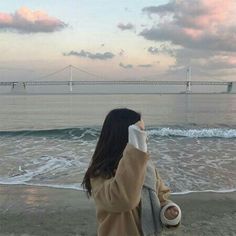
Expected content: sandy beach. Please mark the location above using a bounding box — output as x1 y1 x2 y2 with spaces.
0 184 235 236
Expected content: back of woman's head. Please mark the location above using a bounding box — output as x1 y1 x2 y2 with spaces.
82 108 141 198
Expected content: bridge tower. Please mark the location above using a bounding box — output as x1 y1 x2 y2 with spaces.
11 82 27 94
69 65 73 92
227 82 236 93
186 66 191 93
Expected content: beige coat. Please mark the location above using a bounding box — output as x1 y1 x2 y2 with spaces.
90 143 171 236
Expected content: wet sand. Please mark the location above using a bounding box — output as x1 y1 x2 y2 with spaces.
0 184 235 236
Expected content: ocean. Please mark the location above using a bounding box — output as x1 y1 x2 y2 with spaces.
0 93 235 194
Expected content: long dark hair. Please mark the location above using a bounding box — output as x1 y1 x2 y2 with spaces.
81 108 141 198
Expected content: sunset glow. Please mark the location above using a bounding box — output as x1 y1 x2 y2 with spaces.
0 0 235 81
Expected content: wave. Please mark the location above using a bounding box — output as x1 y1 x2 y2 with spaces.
0 127 100 139
149 127 236 138
0 126 236 138
0 182 84 191
172 189 236 195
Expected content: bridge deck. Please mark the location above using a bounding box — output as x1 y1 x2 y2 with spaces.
0 81 231 86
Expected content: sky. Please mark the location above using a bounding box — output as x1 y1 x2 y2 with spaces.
0 0 236 81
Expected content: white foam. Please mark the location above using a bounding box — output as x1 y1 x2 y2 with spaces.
172 189 236 195
25 182 84 191
0 181 84 191
0 156 75 184
148 128 236 138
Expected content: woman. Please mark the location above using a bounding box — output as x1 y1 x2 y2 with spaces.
82 108 181 236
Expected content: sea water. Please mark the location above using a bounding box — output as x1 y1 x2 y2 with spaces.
0 94 235 193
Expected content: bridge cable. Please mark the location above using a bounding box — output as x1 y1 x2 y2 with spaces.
71 65 105 79
32 66 70 81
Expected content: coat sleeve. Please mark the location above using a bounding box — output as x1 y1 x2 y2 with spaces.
155 168 182 228
90 143 150 213
155 168 172 207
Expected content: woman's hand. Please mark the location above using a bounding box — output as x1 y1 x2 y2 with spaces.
134 119 145 130
128 119 147 152
164 206 179 220
160 203 181 228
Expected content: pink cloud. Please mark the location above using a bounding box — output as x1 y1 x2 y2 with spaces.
142 0 236 76
174 0 236 39
0 13 12 24
0 6 67 33
179 0 235 34
182 28 204 39
141 0 236 51
199 55 236 69
227 56 236 65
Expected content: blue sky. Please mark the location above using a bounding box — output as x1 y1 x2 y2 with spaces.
0 0 236 81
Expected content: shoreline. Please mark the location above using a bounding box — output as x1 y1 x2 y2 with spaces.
1 92 236 96
0 182 236 195
0 184 236 236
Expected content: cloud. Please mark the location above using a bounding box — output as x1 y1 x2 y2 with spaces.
176 50 236 70
119 62 152 69
147 44 175 57
141 0 236 79
119 62 133 69
200 56 236 70
119 49 125 56
142 2 175 16
63 50 115 60
168 47 236 79
141 0 236 52
117 23 135 31
148 46 158 55
0 6 67 33
138 64 152 68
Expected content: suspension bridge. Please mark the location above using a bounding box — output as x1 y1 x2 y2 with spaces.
0 65 235 93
